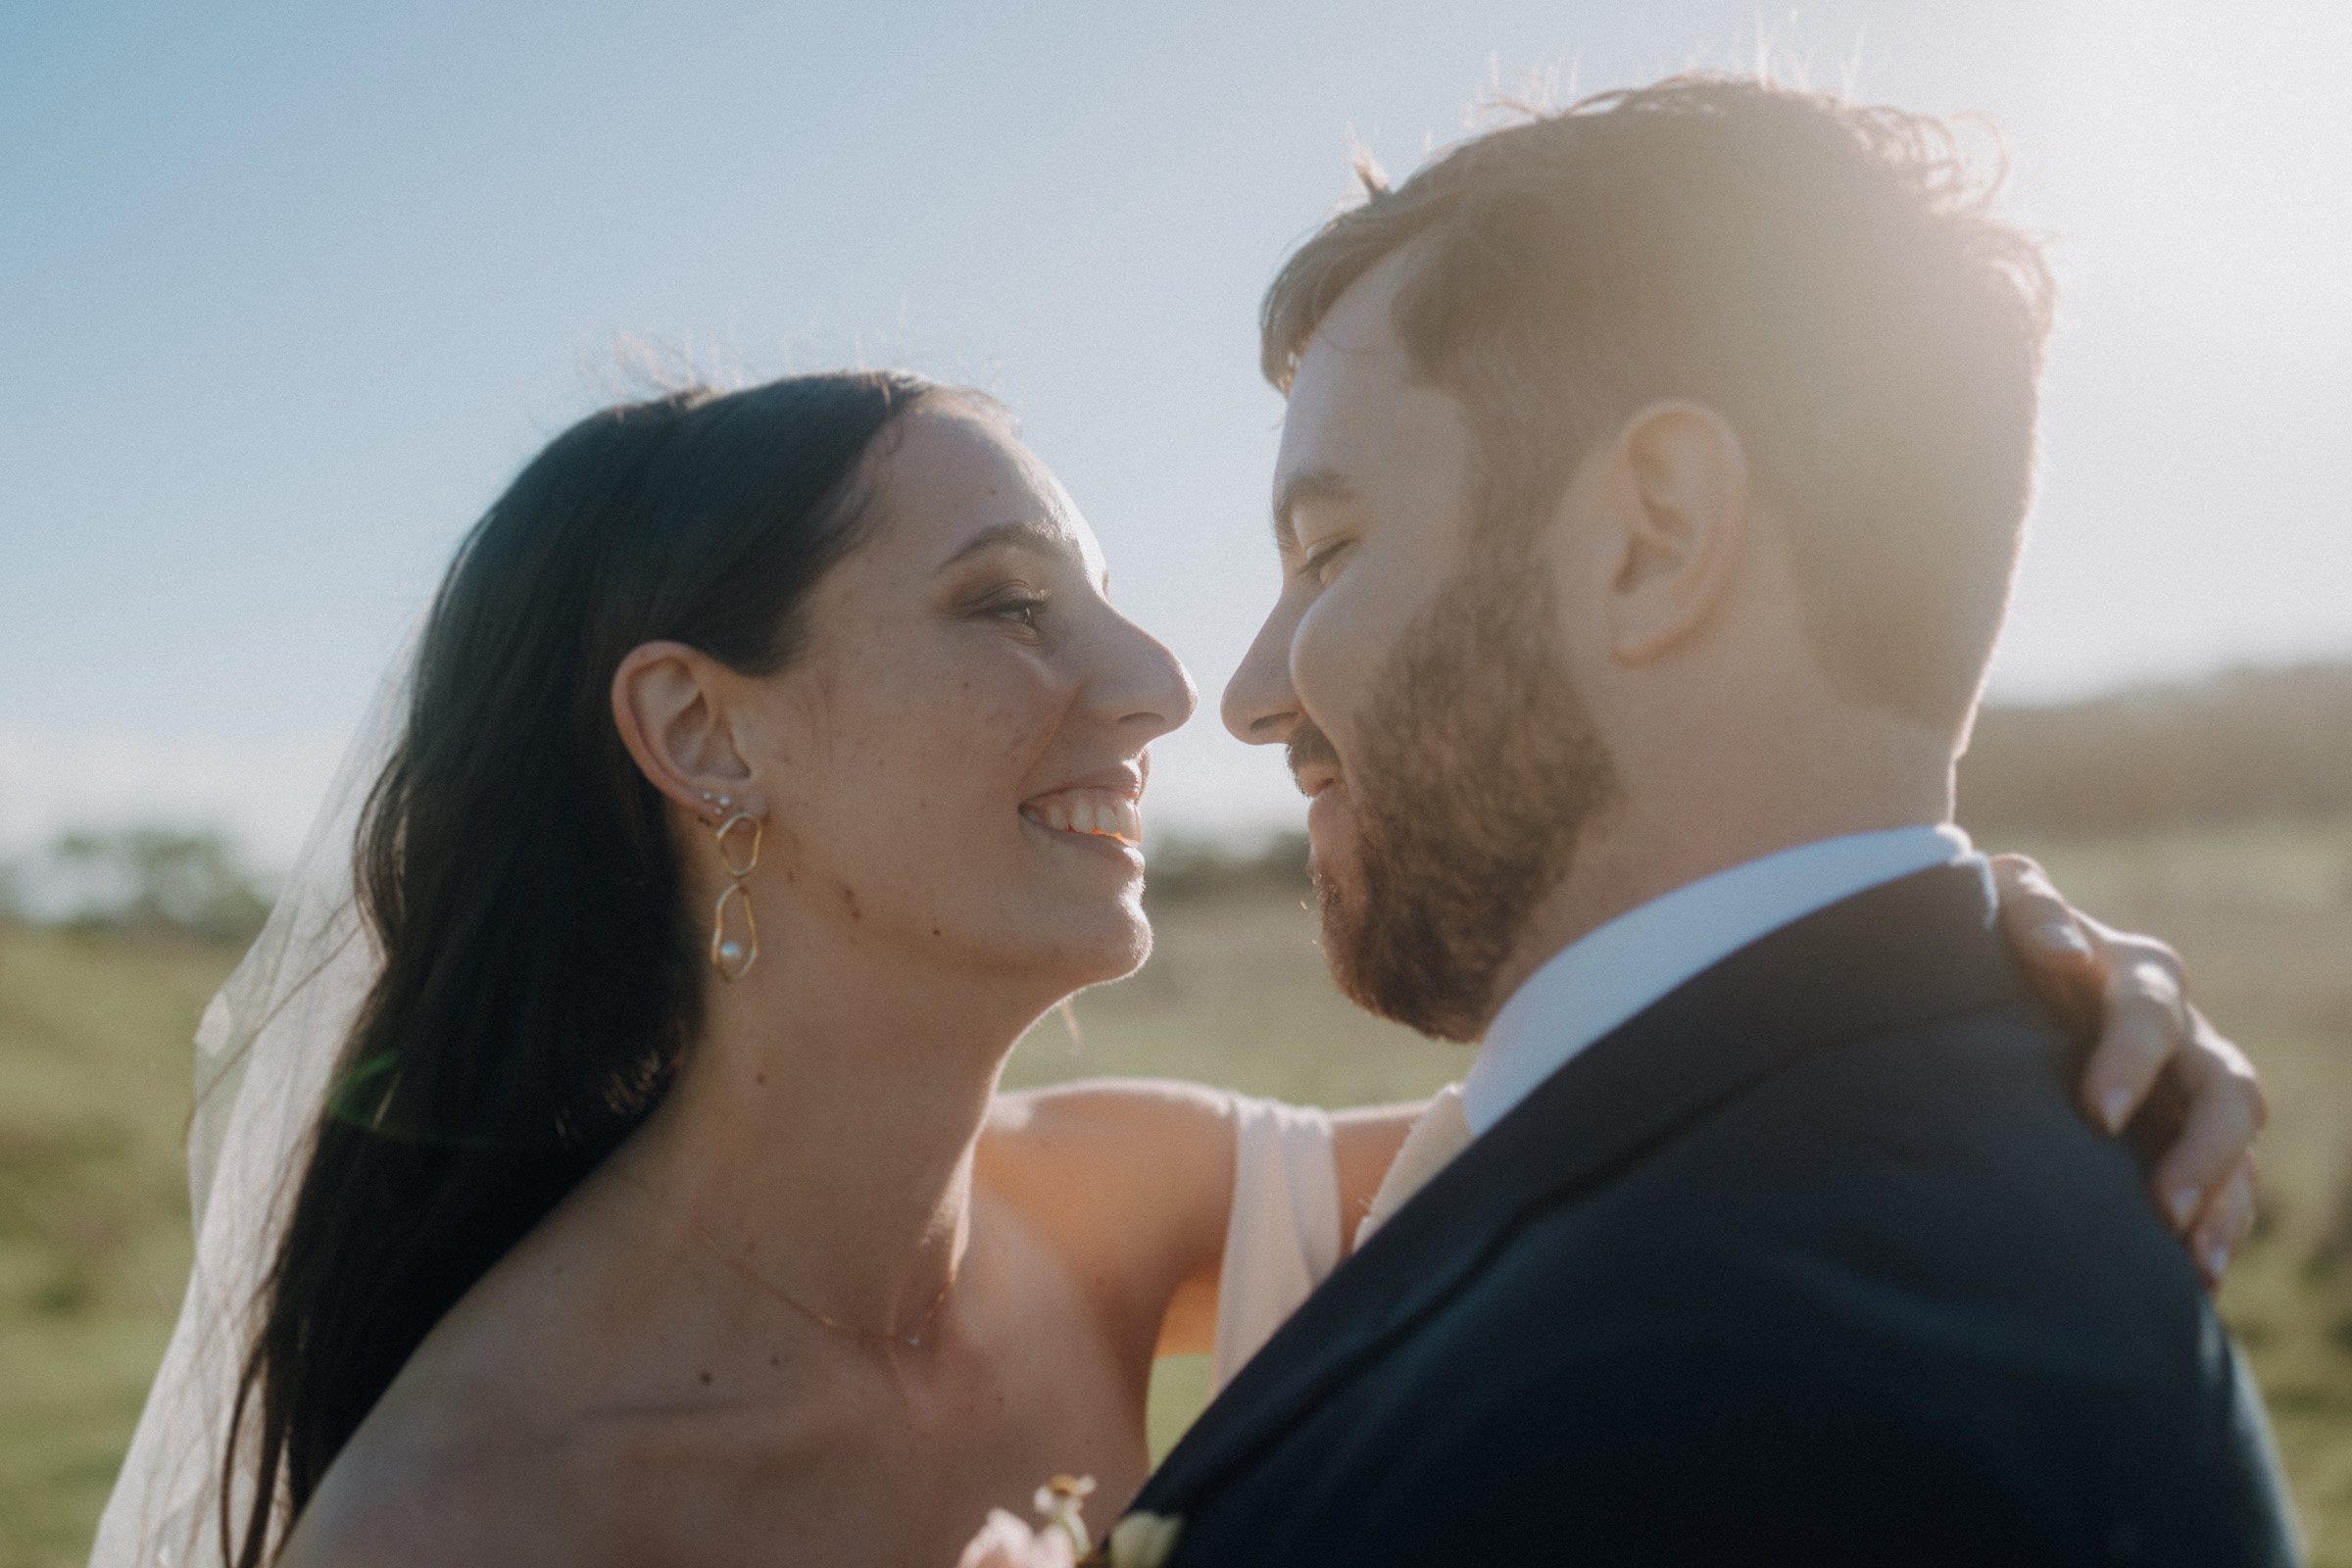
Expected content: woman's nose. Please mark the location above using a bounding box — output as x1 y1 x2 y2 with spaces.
1221 596 1302 746
1100 613 1199 741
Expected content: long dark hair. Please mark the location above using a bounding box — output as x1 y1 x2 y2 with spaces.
222 369 934 1565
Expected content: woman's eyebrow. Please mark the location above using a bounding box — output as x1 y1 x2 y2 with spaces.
937 518 1085 573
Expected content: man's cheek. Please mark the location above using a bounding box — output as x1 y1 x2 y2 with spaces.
1290 588 1385 747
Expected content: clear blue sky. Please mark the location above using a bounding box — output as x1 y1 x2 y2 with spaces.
4 0 2347 864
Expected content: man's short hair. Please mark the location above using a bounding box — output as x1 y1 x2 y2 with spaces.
1261 74 2057 737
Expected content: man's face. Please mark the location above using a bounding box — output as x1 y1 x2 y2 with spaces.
1223 253 1616 1041
1225 252 1478 849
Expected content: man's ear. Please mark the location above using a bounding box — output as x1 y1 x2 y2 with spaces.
611 641 760 819
1601 401 1751 666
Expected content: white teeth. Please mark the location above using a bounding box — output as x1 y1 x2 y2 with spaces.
1028 789 1144 846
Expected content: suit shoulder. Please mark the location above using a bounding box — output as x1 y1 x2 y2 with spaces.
1385 1002 2229 1462
1631 1000 2178 1275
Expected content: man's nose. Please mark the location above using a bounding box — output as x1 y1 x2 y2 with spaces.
1221 599 1301 746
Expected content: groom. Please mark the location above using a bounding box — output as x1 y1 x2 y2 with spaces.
1121 78 2301 1563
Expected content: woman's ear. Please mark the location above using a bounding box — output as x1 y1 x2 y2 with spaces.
1602 401 1751 666
611 641 759 818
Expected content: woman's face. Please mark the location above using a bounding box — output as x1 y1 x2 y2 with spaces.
743 398 1196 994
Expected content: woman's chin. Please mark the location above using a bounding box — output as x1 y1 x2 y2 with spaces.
946 825 1153 984
1103 912 1153 982
1084 906 1154 980
1026 903 1152 991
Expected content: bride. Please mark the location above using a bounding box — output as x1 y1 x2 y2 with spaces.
94 370 2261 1567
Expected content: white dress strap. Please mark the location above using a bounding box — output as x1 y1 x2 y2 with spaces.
1211 1094 1341 1395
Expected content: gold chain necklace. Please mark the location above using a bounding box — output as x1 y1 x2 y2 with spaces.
605 1166 956 1350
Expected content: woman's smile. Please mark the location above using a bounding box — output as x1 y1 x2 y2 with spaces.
1020 778 1144 848
1020 808 1146 866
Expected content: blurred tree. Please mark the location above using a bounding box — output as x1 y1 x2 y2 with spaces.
51 828 272 943
1962 662 2352 834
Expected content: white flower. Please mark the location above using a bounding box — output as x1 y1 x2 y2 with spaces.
956 1508 1075 1568
1034 1473 1098 1554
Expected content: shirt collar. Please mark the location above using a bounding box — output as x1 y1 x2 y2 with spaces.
1459 824 1976 1137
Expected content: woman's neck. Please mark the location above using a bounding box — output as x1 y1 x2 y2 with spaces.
613 936 1046 1345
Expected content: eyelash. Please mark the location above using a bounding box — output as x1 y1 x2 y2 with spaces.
986 594 1050 634
1301 539 1350 583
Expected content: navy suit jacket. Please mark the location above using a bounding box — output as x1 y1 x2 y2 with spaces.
1129 863 2300 1566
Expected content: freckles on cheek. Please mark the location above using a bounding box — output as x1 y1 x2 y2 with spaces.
979 695 1043 761
943 689 1040 766
948 669 1060 768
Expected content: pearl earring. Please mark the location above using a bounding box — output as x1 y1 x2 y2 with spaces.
710 808 761 982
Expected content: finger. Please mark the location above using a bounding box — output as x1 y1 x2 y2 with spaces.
2191 1158 2258 1291
2150 1013 2266 1236
1990 854 2099 974
2079 934 2188 1136
1990 855 2104 1045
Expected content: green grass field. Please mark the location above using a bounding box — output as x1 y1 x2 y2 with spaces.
0 929 233 1568
4 815 2348 1565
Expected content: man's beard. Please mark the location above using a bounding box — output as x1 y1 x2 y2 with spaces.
1293 562 1617 1043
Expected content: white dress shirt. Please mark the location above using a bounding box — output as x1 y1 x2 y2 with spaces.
1460 824 1977 1136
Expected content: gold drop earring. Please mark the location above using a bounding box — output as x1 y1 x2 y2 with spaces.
701 792 761 982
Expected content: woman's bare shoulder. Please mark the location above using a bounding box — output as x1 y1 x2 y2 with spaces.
277 1425 569 1568
980 1077 1235 1198
273 1242 701 1565
280 1377 850 1568
975 1078 1240 1325
973 1081 1242 1259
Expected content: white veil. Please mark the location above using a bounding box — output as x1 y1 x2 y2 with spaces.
89 644 413 1568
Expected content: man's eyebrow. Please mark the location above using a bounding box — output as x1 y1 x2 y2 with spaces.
938 518 1085 573
1271 467 1354 551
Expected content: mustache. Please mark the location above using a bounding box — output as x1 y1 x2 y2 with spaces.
1286 719 1341 789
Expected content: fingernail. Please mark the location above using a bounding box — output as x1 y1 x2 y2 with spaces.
2169 1187 2201 1230
2100 1088 2133 1135
2037 919 2092 957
